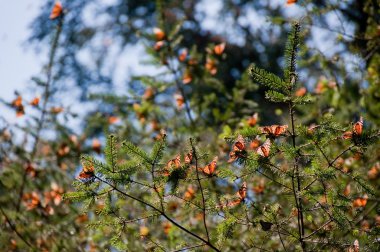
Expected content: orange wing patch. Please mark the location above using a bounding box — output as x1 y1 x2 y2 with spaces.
77 160 95 181
286 0 297 5
12 96 25 117
214 42 226 55
260 125 288 137
352 194 368 208
342 117 364 139
228 135 246 163
247 113 258 127
184 151 193 165
201 156 218 176
256 139 271 157
50 1 63 20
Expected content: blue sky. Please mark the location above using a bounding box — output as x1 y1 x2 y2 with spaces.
0 0 42 122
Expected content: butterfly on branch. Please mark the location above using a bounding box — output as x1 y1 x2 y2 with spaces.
342 117 363 140
50 1 63 20
256 139 271 158
199 156 218 176
77 160 95 182
260 125 288 138
228 135 247 163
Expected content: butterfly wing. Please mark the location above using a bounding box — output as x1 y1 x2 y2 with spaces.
50 1 63 19
257 139 271 157
353 117 363 135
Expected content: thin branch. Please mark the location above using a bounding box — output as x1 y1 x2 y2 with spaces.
171 244 206 252
0 207 35 250
303 219 333 240
16 16 64 212
190 138 210 242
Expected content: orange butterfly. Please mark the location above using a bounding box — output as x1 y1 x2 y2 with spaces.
224 182 247 208
30 96 40 106
214 42 226 55
50 1 63 20
154 41 165 51
162 154 181 176
368 163 380 180
77 160 95 181
342 117 363 139
184 186 196 200
205 58 217 75
184 151 193 164
253 179 265 194
182 70 193 84
200 156 218 176
295 87 307 97
178 49 188 62
256 139 271 157
286 0 297 5
92 139 101 154
174 93 185 110
260 125 288 137
352 194 368 208
153 27 165 41
142 87 154 100
167 154 181 169
247 112 258 127
228 135 246 163
11 96 25 117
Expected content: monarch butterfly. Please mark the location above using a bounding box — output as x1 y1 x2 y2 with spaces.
214 42 226 55
178 49 188 62
184 151 193 164
182 71 192 84
352 194 368 208
260 125 288 137
247 112 258 127
153 27 165 41
256 139 271 157
286 0 297 5
200 156 218 176
77 161 95 181
50 1 63 20
92 139 101 154
253 179 265 194
174 93 185 110
167 154 181 169
184 186 196 200
223 182 247 208
228 135 246 163
342 117 363 139
11 96 25 117
205 58 217 75
30 96 40 106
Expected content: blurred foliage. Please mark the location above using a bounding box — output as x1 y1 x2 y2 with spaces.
0 0 379 251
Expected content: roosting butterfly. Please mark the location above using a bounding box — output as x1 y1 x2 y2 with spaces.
342 117 363 139
260 125 288 137
200 156 218 176
256 139 271 158
228 135 247 163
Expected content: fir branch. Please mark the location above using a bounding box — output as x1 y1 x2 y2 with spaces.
105 135 117 172
249 65 290 92
95 175 221 252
